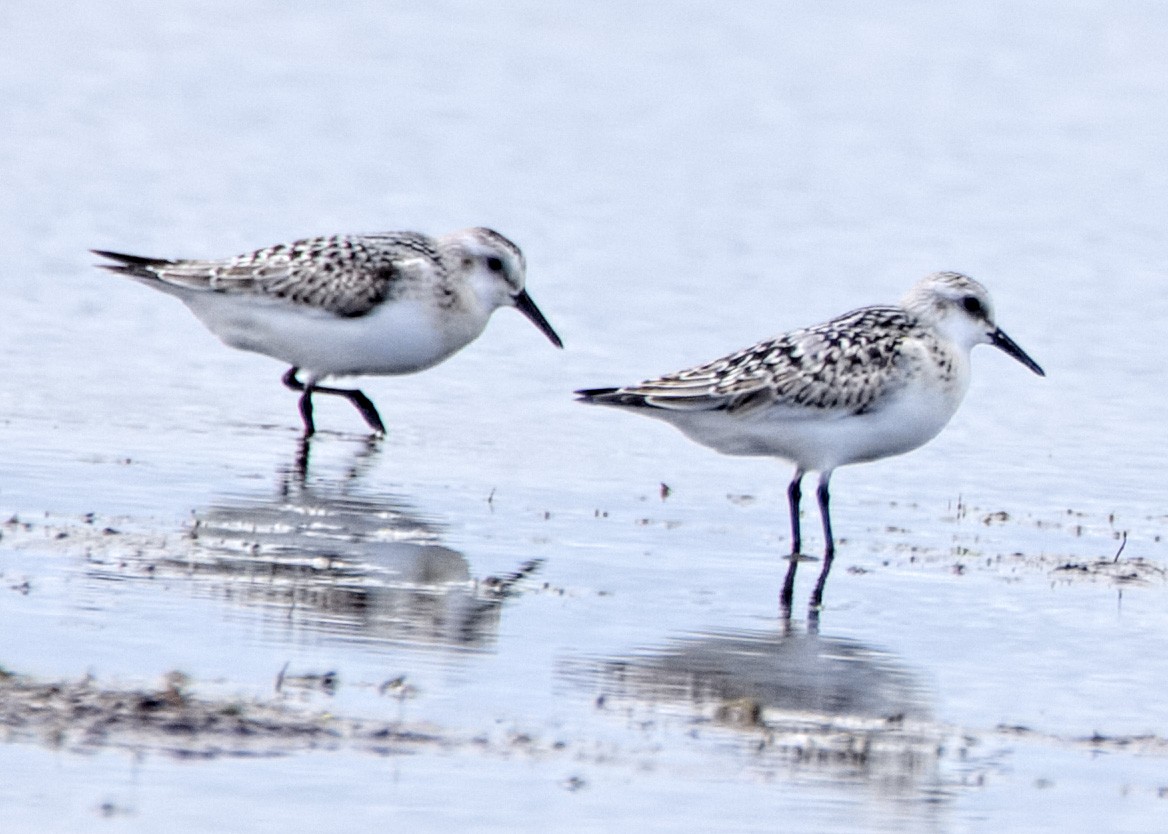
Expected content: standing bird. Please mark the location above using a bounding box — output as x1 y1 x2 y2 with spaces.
576 272 1044 610
95 227 562 436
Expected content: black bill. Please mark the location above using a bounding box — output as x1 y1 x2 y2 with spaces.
514 289 563 348
990 327 1045 376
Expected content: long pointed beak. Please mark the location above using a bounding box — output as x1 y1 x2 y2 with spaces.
514 289 563 348
990 327 1044 376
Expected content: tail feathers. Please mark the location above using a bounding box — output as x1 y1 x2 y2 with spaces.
91 249 175 279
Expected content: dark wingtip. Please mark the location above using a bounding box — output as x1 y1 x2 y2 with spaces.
574 387 618 403
91 249 170 265
574 387 649 407
91 249 174 278
91 248 175 267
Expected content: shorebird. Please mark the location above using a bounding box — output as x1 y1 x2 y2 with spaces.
95 227 562 436
577 272 1044 609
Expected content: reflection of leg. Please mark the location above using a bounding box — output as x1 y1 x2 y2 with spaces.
293 435 312 483
344 434 385 482
284 430 381 489
780 469 804 615
810 471 835 609
780 557 800 618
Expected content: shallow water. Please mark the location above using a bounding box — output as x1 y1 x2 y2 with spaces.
3 1 1168 831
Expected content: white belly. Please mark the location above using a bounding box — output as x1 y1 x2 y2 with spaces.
656 369 970 472
181 293 489 380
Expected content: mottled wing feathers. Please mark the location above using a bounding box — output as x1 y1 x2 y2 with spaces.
580 307 919 417
94 232 442 318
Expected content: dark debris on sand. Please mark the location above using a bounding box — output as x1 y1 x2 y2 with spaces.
0 667 446 759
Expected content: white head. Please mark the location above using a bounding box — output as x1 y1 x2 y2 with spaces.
902 272 1044 375
439 227 562 348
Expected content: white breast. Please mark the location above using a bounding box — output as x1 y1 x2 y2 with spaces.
653 345 972 472
180 292 491 380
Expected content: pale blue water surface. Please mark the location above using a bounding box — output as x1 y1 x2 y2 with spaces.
2 1 1168 832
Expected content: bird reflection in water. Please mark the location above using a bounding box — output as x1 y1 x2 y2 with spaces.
165 436 541 650
563 620 944 787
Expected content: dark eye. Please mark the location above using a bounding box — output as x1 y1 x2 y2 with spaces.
486 256 504 273
962 295 983 316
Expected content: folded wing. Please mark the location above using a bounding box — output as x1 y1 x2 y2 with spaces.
93 232 443 318
578 306 919 418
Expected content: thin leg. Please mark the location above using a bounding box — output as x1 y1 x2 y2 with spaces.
329 387 386 435
298 389 317 437
787 470 804 556
817 471 835 559
307 383 385 434
810 471 835 609
282 367 317 437
281 367 306 392
280 367 385 436
780 469 805 615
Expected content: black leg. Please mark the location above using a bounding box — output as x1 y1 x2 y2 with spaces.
780 469 805 615
817 472 835 559
810 471 835 609
298 389 317 437
280 367 385 436
787 471 804 556
282 367 317 437
281 366 305 392
330 387 386 435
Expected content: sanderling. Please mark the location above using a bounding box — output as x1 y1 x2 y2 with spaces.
576 271 1044 609
94 227 562 436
